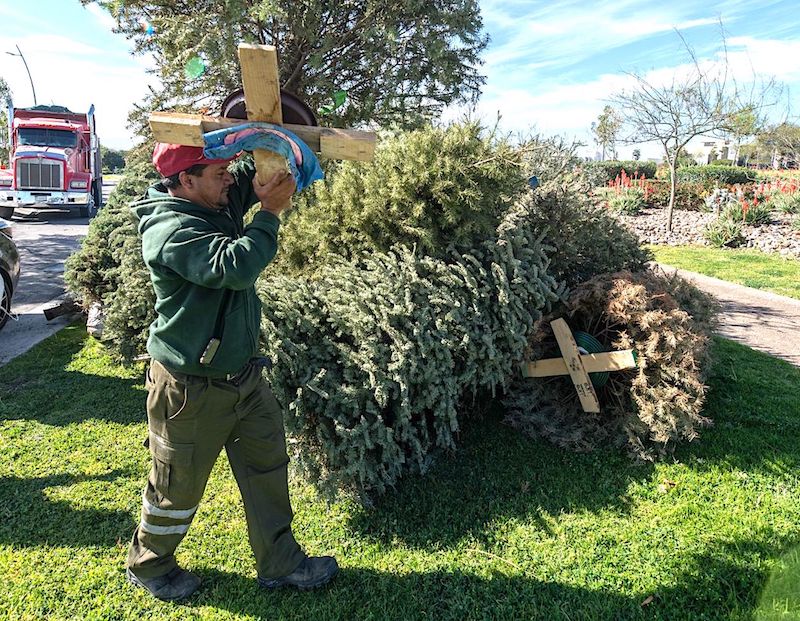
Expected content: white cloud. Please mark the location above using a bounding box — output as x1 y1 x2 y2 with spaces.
4 34 109 59
480 0 721 75
0 5 28 21
84 2 118 32
449 72 636 149
725 36 800 82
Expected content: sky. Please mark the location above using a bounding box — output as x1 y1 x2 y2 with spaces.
2 0 799 159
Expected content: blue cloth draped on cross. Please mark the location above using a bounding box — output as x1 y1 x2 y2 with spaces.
203 123 325 192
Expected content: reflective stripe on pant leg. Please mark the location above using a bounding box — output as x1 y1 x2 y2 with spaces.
140 490 198 534
128 434 201 578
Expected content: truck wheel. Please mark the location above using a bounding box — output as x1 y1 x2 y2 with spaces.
0 207 14 220
93 181 103 210
79 192 97 218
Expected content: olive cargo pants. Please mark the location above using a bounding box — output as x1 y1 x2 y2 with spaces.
127 360 305 580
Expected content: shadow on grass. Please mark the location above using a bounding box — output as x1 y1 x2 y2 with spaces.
349 411 654 550
0 370 146 426
0 470 136 547
0 326 146 426
755 543 800 620
190 566 643 621
630 538 800 621
175 538 793 621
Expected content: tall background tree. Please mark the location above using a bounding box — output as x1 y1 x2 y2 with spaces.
100 145 128 172
0 77 12 167
591 105 621 161
84 0 488 136
610 32 779 231
747 122 800 168
725 105 762 164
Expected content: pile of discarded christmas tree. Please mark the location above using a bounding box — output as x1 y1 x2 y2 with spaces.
66 122 716 501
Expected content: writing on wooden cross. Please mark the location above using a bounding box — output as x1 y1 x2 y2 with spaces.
520 318 638 414
149 44 376 184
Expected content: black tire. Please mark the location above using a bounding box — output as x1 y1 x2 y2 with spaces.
0 207 14 220
0 273 11 331
93 180 103 210
79 191 97 218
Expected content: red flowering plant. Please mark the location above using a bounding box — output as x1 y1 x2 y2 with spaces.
750 181 771 204
719 183 772 225
758 176 800 214
608 169 652 198
601 169 651 214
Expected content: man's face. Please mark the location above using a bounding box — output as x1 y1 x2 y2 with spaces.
180 163 234 210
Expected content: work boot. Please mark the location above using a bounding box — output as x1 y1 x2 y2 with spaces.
126 566 202 601
258 556 339 590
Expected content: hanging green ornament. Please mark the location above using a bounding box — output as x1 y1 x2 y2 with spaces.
184 56 207 80
318 90 348 116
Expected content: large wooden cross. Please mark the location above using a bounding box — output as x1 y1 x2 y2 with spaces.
149 44 376 184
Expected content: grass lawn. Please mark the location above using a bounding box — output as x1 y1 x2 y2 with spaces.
649 245 800 300
2 325 800 620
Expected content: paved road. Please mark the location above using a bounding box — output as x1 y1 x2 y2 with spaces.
659 264 800 367
0 180 117 366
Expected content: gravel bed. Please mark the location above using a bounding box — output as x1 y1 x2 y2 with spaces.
616 208 800 259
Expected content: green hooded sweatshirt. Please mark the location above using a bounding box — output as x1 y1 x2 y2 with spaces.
131 159 280 377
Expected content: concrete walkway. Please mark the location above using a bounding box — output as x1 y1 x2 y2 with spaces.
659 263 800 367
0 301 80 366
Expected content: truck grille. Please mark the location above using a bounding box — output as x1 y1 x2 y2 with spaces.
16 159 64 190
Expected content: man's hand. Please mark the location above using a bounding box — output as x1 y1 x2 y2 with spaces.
254 170 296 215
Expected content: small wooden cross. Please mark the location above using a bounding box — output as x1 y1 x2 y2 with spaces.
520 318 637 413
149 44 376 184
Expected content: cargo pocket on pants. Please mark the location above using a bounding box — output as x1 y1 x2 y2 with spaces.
149 431 195 502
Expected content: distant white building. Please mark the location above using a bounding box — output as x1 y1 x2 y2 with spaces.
693 138 734 164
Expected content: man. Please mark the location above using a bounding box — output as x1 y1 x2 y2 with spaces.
126 143 338 601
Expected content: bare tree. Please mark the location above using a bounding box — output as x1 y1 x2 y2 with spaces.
610 32 779 231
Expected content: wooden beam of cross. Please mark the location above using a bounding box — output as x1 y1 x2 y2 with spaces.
520 318 637 414
149 44 376 184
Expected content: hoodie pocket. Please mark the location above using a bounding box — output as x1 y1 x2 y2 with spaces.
246 292 261 352
213 296 250 368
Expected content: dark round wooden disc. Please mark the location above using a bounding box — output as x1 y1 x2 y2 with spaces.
220 89 317 126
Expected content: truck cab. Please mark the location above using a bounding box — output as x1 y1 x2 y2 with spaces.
0 104 102 219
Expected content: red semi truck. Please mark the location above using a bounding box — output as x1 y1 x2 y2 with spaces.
0 103 102 219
